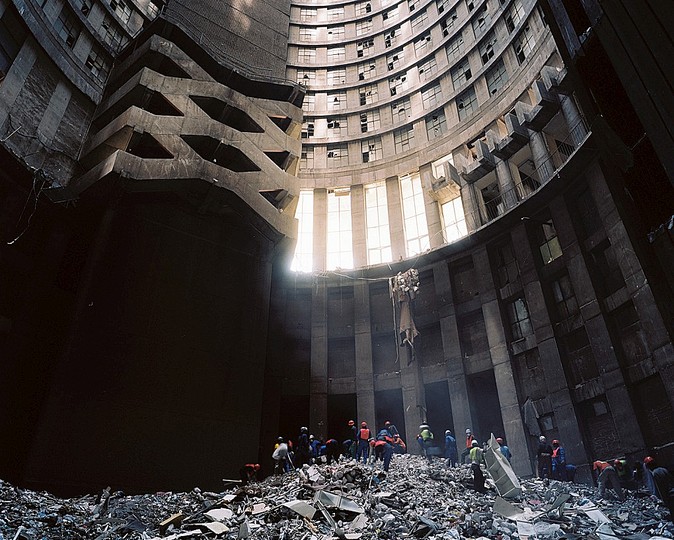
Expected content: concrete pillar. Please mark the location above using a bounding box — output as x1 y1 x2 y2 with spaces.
528 129 553 182
0 39 38 130
559 94 587 147
354 281 376 428
495 159 518 210
420 163 444 248
385 175 406 261
313 188 327 272
401 354 426 454
351 184 367 268
310 282 328 440
460 180 481 232
433 262 474 439
475 247 533 476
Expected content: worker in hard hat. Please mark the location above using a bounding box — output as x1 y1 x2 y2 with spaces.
551 439 566 481
356 421 372 464
496 437 512 463
460 428 475 464
594 460 626 502
537 435 553 479
469 440 486 492
444 429 458 467
239 463 260 485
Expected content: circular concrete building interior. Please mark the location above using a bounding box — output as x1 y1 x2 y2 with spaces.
0 0 672 494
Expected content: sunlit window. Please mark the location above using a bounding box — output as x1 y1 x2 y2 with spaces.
327 189 353 270
365 183 392 265
441 197 467 243
291 191 314 272
400 174 430 256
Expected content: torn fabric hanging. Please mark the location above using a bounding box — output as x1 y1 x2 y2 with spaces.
390 269 420 350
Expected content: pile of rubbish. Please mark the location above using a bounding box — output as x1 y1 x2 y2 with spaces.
1 454 673 540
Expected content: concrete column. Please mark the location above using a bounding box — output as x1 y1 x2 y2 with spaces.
354 281 376 427
559 94 587 146
528 129 553 182
434 262 474 438
420 163 444 248
0 39 38 130
313 188 327 272
495 158 518 210
475 247 533 476
400 354 426 455
385 175 406 261
460 180 481 232
310 282 328 439
351 184 367 268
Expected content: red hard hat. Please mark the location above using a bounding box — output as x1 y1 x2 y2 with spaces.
348 420 355 426
385 421 391 426
552 439 559 445
254 464 260 471
496 438 504 444
644 456 655 464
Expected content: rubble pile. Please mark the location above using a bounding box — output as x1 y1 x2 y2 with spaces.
1 455 673 540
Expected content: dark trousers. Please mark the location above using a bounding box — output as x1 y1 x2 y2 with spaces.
356 439 369 463
538 454 552 478
472 463 485 492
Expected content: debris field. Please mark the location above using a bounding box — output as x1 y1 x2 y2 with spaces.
1 455 672 540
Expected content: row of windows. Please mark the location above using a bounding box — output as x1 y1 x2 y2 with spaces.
291 176 467 271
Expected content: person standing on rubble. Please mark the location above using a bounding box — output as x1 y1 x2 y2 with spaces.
469 440 486 492
357 421 372 464
496 437 512 463
309 435 322 464
444 430 458 467
594 460 626 502
537 435 553 478
551 440 566 481
642 456 658 496
418 424 435 461
296 427 311 469
344 419 358 459
272 437 290 474
325 438 341 465
460 428 475 464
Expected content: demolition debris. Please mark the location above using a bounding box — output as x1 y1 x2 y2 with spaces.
1 455 672 540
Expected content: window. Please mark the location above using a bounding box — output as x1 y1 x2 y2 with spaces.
327 189 354 270
505 0 524 33
85 47 110 82
302 93 315 112
394 126 415 152
361 137 382 162
467 0 475 11
384 27 399 48
388 72 408 96
359 84 378 105
356 18 373 35
356 2 372 16
391 97 411 123
442 197 467 242
328 6 344 20
327 46 345 62
299 27 317 41
408 0 420 12
486 59 508 95
562 329 599 386
365 183 392 265
327 26 345 40
327 143 349 166
357 38 374 57
421 82 442 109
400 173 430 255
301 119 315 139
327 116 348 136
386 49 404 71
437 0 451 13
551 273 578 320
360 109 381 132
494 241 519 288
358 61 377 80
471 3 491 36
101 20 125 51
479 31 497 64
297 48 316 64
55 7 80 48
327 68 346 85
441 10 458 36
456 86 477 120
425 109 447 139
514 24 535 64
507 297 532 340
411 10 428 31
383 6 399 21
418 55 437 80
535 219 562 264
328 91 347 110
110 0 131 23
589 240 625 297
446 34 465 61
450 57 472 89
414 34 432 55
300 8 317 22
301 146 314 169
291 191 314 272
297 69 316 84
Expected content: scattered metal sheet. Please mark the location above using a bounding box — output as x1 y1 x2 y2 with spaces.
314 490 364 514
192 522 230 535
205 508 234 521
282 500 316 519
